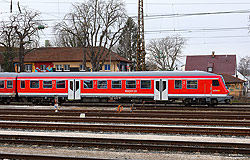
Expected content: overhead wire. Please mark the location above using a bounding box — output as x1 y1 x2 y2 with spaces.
0 0 250 45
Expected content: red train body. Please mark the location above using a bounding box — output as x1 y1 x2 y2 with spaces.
0 71 231 105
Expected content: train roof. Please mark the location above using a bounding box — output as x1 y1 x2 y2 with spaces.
12 71 218 77
0 72 18 77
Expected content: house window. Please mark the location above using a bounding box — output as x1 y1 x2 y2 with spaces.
236 84 240 89
112 80 122 89
64 64 70 71
21 80 25 88
80 65 85 71
56 65 62 71
207 67 213 72
7 81 13 88
30 80 39 88
126 80 136 89
141 80 151 89
175 80 182 89
43 80 52 88
105 64 110 71
56 80 65 88
25 64 32 72
97 80 107 89
187 80 198 89
212 80 220 86
41 65 46 71
0 80 4 88
83 80 93 89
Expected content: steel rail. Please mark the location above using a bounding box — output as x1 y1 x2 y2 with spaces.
0 153 110 160
85 112 250 120
0 134 250 155
0 122 249 136
0 116 250 127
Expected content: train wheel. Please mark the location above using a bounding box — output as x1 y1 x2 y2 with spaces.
207 99 218 107
225 99 231 104
212 99 218 105
184 99 191 107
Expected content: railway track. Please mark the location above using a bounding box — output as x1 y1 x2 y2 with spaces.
61 102 250 107
7 102 250 108
0 109 250 120
0 134 250 155
0 121 249 136
1 116 250 127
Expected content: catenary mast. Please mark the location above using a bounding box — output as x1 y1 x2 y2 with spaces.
136 0 146 71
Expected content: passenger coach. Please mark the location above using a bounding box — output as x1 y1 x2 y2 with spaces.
0 71 231 105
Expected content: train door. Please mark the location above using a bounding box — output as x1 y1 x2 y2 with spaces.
154 79 168 100
68 79 81 100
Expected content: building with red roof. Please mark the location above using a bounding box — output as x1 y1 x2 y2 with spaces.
185 51 236 75
13 47 131 72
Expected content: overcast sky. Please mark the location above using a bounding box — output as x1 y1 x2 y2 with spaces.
1 0 250 64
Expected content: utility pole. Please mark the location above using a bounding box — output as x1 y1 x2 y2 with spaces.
136 0 146 71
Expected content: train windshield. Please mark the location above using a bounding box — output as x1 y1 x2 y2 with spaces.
220 75 228 89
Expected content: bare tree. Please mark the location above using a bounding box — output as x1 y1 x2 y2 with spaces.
115 17 137 71
0 20 18 71
9 8 43 72
54 0 127 71
145 58 158 71
238 56 250 76
147 35 186 71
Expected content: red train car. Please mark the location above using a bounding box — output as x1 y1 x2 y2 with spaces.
0 73 17 103
10 71 230 105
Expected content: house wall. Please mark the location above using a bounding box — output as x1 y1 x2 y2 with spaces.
17 61 129 73
52 61 122 72
227 83 243 97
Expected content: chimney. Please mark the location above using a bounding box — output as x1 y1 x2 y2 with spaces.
212 51 215 58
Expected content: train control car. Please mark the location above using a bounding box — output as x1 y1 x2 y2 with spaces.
11 71 231 105
0 73 18 103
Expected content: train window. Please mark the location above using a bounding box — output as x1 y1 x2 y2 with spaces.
43 81 52 88
83 80 93 89
76 81 80 90
141 80 151 89
175 80 182 89
156 81 159 91
126 80 136 89
97 80 107 89
21 80 25 88
0 80 4 88
30 80 39 88
112 80 122 89
187 80 198 89
7 81 13 88
70 81 73 91
212 80 220 86
163 81 166 91
56 80 65 88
